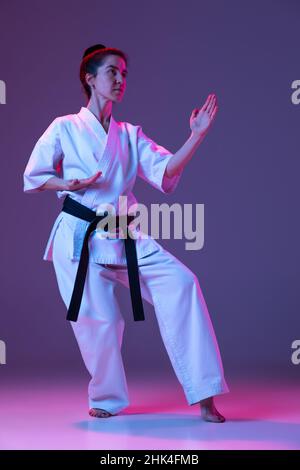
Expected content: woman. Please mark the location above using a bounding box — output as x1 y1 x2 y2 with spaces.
23 44 229 422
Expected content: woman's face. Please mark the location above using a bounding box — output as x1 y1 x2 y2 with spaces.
88 54 128 103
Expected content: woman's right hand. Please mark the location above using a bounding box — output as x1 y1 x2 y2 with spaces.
65 171 102 191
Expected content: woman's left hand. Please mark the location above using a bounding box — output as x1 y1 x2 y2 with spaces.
190 93 218 138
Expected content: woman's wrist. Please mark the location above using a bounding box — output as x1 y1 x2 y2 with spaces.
40 176 68 191
189 130 206 146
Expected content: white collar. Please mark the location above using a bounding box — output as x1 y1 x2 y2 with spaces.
78 106 116 138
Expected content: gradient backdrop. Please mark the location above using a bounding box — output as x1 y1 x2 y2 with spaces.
0 0 299 387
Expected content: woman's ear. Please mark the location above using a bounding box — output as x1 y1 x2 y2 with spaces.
85 72 95 90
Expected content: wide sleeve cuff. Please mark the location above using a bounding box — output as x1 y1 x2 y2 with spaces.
136 125 182 194
23 117 63 193
159 153 183 194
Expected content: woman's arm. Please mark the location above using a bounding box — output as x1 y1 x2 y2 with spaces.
40 172 102 191
165 94 218 178
24 116 103 194
39 176 69 191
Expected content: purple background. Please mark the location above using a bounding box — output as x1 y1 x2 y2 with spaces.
0 0 299 383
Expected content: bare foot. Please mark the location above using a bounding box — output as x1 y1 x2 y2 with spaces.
89 408 114 418
199 397 226 423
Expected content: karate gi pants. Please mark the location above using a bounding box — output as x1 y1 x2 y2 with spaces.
52 223 229 415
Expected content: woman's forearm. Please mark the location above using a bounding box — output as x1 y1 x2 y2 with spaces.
39 176 67 191
165 132 206 178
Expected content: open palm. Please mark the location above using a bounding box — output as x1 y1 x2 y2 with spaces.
190 94 218 137
66 171 102 191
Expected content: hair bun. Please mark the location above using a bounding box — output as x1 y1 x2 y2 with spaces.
82 44 106 59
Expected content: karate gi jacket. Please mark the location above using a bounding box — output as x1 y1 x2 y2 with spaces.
23 106 183 264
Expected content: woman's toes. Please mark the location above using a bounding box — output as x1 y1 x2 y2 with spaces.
201 407 226 423
89 408 113 418
205 413 226 423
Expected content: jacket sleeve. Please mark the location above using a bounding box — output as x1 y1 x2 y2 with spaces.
136 126 183 194
23 117 64 193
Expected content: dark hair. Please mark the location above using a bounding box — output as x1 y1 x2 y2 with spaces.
79 44 129 100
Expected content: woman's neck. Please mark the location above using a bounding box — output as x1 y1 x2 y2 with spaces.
86 97 112 128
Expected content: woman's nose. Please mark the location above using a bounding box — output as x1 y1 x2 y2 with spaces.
117 73 125 84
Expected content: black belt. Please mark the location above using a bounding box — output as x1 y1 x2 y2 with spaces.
61 195 145 323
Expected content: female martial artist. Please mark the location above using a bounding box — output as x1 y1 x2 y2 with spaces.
23 44 229 423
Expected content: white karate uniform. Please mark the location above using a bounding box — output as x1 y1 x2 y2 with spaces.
23 106 229 413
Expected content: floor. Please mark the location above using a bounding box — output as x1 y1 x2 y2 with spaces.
0 375 299 450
